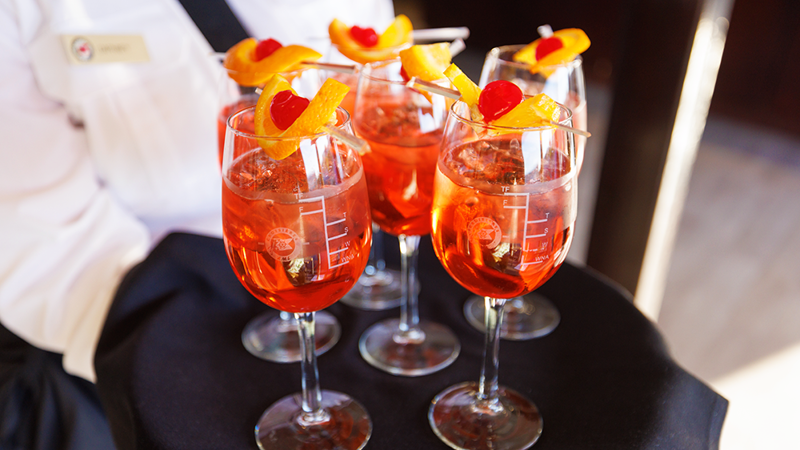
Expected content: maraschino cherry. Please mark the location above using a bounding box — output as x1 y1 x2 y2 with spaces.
400 65 410 82
350 26 379 47
478 80 524 122
535 36 564 61
254 38 283 61
270 90 310 130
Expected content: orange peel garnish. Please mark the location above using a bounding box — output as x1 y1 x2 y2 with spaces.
223 38 322 86
329 15 413 64
443 63 483 120
490 93 560 128
255 78 350 160
399 43 451 82
377 15 414 48
512 28 590 75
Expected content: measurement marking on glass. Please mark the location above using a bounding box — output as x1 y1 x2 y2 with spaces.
299 195 351 269
502 193 548 269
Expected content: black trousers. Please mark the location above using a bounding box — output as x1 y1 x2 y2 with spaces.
0 324 116 450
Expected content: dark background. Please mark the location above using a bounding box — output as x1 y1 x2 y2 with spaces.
418 0 800 138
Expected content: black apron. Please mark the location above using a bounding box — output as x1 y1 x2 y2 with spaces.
0 1 249 448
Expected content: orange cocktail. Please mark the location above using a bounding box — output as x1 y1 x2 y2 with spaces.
351 57 459 377
216 96 256 164
325 15 415 312
470 28 589 339
223 149 371 313
355 97 440 236
221 101 373 448
428 96 578 450
432 134 573 299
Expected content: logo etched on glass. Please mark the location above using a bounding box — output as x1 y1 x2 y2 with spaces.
467 217 502 249
265 228 301 261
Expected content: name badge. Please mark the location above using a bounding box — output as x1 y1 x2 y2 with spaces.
61 34 150 65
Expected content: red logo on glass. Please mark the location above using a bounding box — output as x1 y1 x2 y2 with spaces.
265 228 301 261
467 217 502 249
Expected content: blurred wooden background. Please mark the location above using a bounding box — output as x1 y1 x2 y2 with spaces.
398 1 800 447
418 0 800 138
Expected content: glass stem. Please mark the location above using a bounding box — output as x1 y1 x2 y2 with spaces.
397 235 422 340
364 223 385 276
479 297 506 405
295 312 330 424
373 225 387 273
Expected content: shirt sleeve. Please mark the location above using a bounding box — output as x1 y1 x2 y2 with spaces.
0 1 150 382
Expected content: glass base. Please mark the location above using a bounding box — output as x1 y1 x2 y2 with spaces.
339 267 403 311
464 293 560 340
242 310 340 363
428 382 542 450
359 318 460 377
256 390 371 450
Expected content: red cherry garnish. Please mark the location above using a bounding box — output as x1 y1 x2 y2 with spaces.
400 65 410 82
350 26 379 48
535 36 564 61
478 80 524 122
254 38 283 61
270 90 310 130
399 66 424 94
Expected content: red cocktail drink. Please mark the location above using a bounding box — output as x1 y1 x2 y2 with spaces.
428 99 578 450
217 95 258 165
356 98 441 236
432 136 574 299
221 105 374 449
351 58 459 377
223 148 371 312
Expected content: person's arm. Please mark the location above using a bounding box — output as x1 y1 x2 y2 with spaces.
0 1 150 382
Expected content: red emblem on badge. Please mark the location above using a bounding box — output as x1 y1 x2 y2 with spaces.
71 37 93 62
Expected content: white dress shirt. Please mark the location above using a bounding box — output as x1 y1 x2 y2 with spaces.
0 0 394 381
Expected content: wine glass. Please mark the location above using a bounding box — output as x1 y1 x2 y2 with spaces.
324 44 413 311
324 64 404 312
429 100 578 449
217 66 342 361
222 105 373 449
352 59 460 376
459 44 586 340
